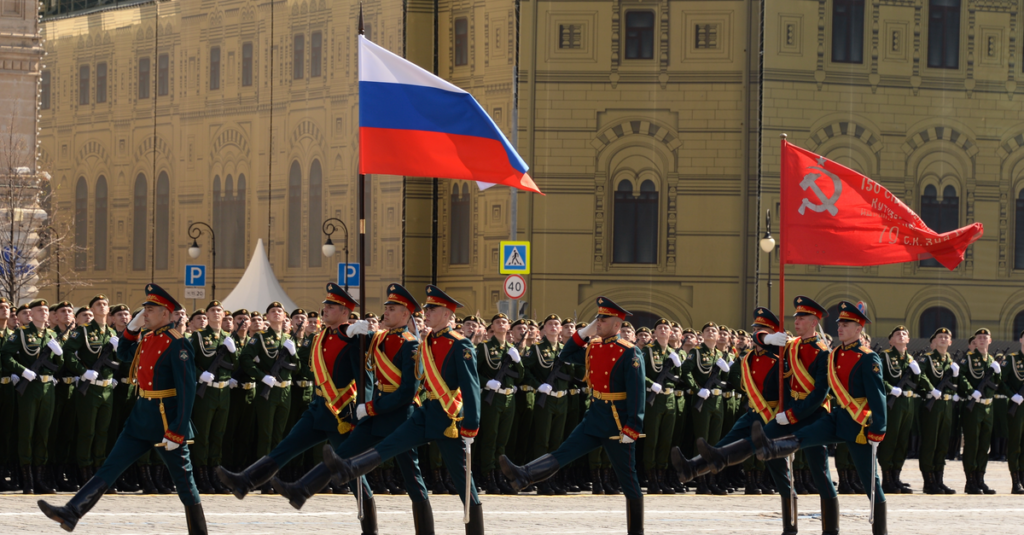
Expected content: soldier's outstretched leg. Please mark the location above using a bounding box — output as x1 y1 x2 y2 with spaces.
498 453 559 491
216 456 279 500
36 476 107 532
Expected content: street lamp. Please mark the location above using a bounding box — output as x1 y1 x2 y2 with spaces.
187 221 216 299
322 217 350 291
759 210 776 309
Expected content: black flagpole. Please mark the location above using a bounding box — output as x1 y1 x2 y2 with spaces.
357 4 367 405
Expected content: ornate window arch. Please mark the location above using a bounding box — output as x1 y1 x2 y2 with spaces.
75 177 88 270
919 306 957 339
288 161 302 267
308 160 323 268
155 172 169 270
133 174 147 271
613 172 659 265
94 176 107 271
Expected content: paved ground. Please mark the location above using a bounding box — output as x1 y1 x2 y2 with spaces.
3 459 1023 534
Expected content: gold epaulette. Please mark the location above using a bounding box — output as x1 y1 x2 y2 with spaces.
817 341 830 351
402 332 417 341
617 339 634 349
449 331 465 340
167 328 183 340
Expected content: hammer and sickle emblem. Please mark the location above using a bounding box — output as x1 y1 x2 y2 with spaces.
798 160 842 216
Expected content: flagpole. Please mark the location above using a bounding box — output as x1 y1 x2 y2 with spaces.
778 133 787 412
356 8 367 521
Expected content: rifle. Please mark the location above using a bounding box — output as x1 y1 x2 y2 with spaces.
694 358 728 413
535 357 572 408
483 350 520 406
965 367 998 411
646 354 682 406
1009 382 1024 417
76 342 120 396
925 369 955 412
886 366 918 409
196 343 236 399
16 345 58 396
259 345 298 400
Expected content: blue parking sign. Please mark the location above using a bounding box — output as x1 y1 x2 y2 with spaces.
185 265 206 287
337 263 360 286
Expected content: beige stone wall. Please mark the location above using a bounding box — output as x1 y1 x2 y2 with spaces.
0 0 43 173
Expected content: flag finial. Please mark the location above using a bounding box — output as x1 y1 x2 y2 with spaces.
358 4 364 35
780 133 787 140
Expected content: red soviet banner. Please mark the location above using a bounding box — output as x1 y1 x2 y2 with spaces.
780 138 983 270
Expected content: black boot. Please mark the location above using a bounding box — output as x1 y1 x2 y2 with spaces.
709 473 728 495
921 470 936 494
645 469 661 494
871 500 886 535
495 470 515 495
603 468 621 495
139 466 158 495
443 471 458 494
744 471 762 495
964 471 981 494
758 471 776 494
360 495 379 535
195 466 215 494
56 465 77 492
154 466 174 494
461 502 483 535
793 469 808 495
412 499 435 535
185 503 208 535
323 446 383 487
936 470 956 494
209 467 231 495
383 468 404 495
118 465 140 493
751 421 801 462
893 468 912 493
695 475 710 495
977 471 996 494
626 497 643 535
837 470 854 494
591 469 605 495
696 439 753 474
34 466 55 495
498 453 559 492
802 469 819 494
780 492 797 535
273 462 334 510
37 476 109 532
669 446 712 484
1013 471 1024 494
849 469 865 494
821 495 839 535
659 469 676 495
216 456 280 500
428 470 448 494
482 470 499 494
367 470 388 494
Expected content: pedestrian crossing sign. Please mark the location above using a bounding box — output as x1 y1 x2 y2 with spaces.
499 241 530 275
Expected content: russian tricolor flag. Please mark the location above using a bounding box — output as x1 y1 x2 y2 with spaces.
358 35 541 194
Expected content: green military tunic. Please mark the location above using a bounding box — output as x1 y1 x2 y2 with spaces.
63 321 118 469
190 326 236 468
877 347 915 472
476 337 523 475
285 330 317 469
223 330 256 469
1000 352 1024 472
525 338 570 462
2 323 62 466
642 341 678 472
0 325 16 469
958 350 1000 474
47 326 77 474
240 328 298 458
680 343 727 451
915 349 959 472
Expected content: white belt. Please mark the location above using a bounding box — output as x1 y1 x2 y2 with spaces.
546 390 567 398
941 394 953 401
274 380 292 388
0 377 9 385
62 377 77 385
208 380 231 389
569 388 583 395
675 391 685 397
976 398 993 406
646 387 674 395
241 382 257 390
994 395 1008 400
711 388 722 396
38 375 54 382
519 385 535 392
495 387 515 395
723 391 734 399
294 380 314 388
92 379 114 388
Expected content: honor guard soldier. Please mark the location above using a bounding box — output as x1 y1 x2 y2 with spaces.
477 312 523 494
218 284 378 533
679 321 731 494
750 301 888 535
916 327 959 494
524 314 571 494
106 304 139 492
878 325 920 494
500 297 645 535
190 301 238 494
280 283 433 532
47 301 78 493
1001 329 1024 494
240 301 300 493
642 318 682 494
222 309 256 472
0 297 15 492
63 295 120 488
39 284 207 533
959 328 1001 494
321 285 485 533
3 299 63 494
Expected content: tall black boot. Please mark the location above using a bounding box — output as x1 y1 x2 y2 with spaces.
56 465 77 492
977 472 996 494
821 495 839 535
936 470 956 494
751 421 801 462
498 453 559 492
744 471 762 495
185 503 208 535
871 500 886 535
153 466 174 494
695 475 710 495
758 471 776 494
780 492 797 535
139 465 158 495
483 470 500 494
893 468 912 493
360 495 379 535
322 446 383 487
837 470 854 494
964 471 981 494
465 502 484 535
645 469 661 494
802 469 819 494
658 469 676 495
793 470 808 495
273 462 334 510
37 476 109 532
603 468 621 495
626 497 643 535
216 456 280 500
591 468 605 495
849 469 865 494
495 470 516 495
118 465 141 493
411 499 435 535
669 446 712 484
1012 471 1024 494
195 466 215 494
696 439 754 474
34 466 55 494
705 473 727 495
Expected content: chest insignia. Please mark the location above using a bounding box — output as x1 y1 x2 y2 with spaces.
873 364 880 374
179 349 189 361
464 349 473 360
633 355 641 368
70 331 79 339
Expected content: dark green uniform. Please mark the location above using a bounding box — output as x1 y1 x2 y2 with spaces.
641 342 678 476
190 327 236 470
877 348 915 475
63 321 118 469
0 325 16 475
3 323 62 467
680 344 727 451
958 350 1000 480
240 329 299 458
223 330 256 469
915 350 959 474
507 340 535 464
285 331 317 470
47 326 77 484
525 338 569 461
1000 352 1024 475
476 337 522 478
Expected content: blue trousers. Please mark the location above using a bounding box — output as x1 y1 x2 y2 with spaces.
551 424 642 500
792 412 885 504
334 419 430 502
269 408 369 495
95 430 199 506
371 411 478 506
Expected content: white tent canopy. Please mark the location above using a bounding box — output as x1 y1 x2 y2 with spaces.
221 239 298 313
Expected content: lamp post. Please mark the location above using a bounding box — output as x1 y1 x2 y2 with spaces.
187 221 216 299
321 217 350 291
759 210 776 309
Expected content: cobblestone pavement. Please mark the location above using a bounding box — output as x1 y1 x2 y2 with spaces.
3 460 1023 534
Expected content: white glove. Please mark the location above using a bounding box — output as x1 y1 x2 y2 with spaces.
356 404 368 420
950 362 960 377
538 383 553 395
716 358 730 373
577 322 597 340
199 371 215 385
282 339 296 355
10 374 18 385
346 320 370 337
160 439 180 452
991 361 1002 374
229 378 239 389
697 388 711 399
930 389 942 400
111 378 118 388
486 379 502 391
953 394 961 402
650 383 662 394
763 332 788 346
223 337 236 353
890 387 902 397
971 390 982 401
109 336 119 350
776 412 790 425
128 313 145 331
903 389 913 398
261 375 276 387
82 370 99 383
47 339 63 356
620 435 635 444
908 360 921 375
508 347 521 363
1013 394 1024 405
463 436 475 446
21 369 37 381
668 352 681 367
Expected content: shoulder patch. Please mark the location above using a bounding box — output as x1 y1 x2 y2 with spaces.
618 339 634 349
7 334 15 342
632 355 641 368
167 329 183 340
464 348 473 360
70 331 79 339
402 332 417 341
249 338 258 345
179 349 190 361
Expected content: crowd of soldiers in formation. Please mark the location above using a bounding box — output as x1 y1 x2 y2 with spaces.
2 295 1022 498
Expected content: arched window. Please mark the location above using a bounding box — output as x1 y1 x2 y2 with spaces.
155 172 169 270
919 306 957 339
213 176 222 268
1015 189 1024 269
133 174 147 271
75 177 87 270
921 185 960 267
94 176 107 271
627 311 661 331
613 179 659 264
308 160 323 268
1013 310 1024 341
233 175 246 268
288 161 302 267
824 303 842 340
450 184 470 265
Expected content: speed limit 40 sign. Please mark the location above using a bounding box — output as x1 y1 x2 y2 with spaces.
503 274 526 299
